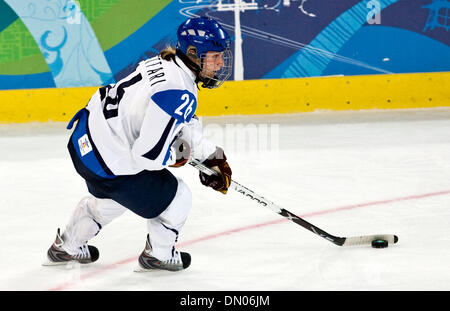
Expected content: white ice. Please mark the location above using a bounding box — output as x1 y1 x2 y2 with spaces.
1 108 450 291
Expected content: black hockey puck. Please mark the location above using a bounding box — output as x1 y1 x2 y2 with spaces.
371 239 388 248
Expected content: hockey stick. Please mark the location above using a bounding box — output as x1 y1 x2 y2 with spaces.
189 158 398 247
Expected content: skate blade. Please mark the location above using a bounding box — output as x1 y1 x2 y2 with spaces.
42 260 71 266
133 266 156 273
42 259 81 267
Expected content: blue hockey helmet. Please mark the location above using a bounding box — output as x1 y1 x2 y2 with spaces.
176 16 233 88
177 16 231 57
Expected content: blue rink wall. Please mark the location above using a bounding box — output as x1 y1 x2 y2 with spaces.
0 0 449 122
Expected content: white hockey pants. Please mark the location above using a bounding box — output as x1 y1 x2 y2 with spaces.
62 178 192 261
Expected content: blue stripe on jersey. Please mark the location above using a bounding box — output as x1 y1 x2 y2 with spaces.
162 130 182 166
68 109 116 179
142 117 176 161
151 89 197 123
162 145 172 166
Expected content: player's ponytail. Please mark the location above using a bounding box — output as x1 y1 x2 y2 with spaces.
160 46 177 61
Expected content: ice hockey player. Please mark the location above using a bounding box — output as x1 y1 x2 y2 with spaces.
44 16 233 271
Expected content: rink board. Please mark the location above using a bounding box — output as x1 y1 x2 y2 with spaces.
0 71 449 123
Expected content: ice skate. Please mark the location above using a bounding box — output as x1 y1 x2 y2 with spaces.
135 234 191 272
43 228 99 266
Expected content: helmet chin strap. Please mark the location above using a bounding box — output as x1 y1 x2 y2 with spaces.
176 49 217 89
199 75 219 89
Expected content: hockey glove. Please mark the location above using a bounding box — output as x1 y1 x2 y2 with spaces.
169 138 191 168
199 147 232 194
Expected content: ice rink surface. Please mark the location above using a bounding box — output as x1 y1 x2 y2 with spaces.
1 108 450 291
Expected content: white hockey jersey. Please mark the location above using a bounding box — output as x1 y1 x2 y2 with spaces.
71 55 216 177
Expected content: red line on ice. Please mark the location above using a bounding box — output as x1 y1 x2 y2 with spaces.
47 189 450 291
